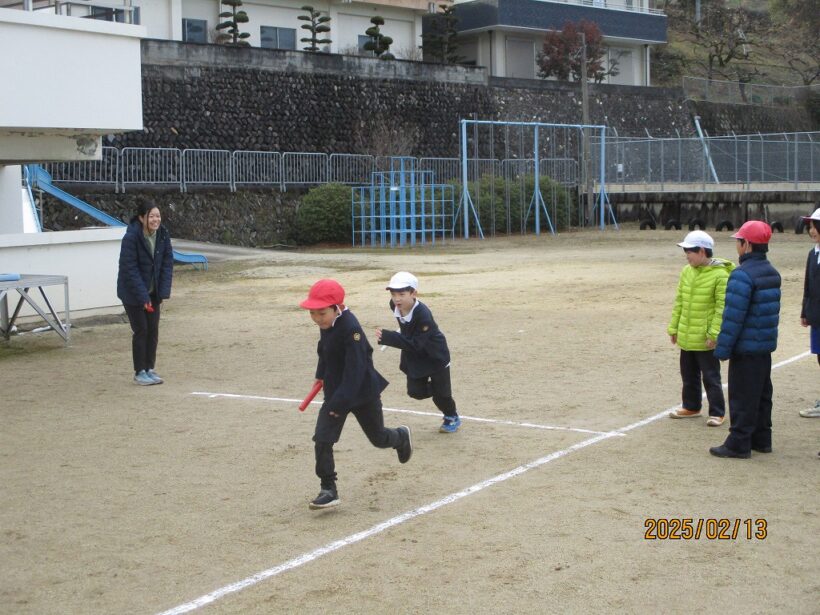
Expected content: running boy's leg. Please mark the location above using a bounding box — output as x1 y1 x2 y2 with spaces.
406 376 432 400
430 366 457 416
352 399 412 463
352 399 403 448
313 407 349 490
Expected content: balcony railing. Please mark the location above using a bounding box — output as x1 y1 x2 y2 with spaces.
535 0 665 16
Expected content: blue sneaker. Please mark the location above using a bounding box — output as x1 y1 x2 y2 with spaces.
439 415 461 433
133 370 156 386
147 369 164 384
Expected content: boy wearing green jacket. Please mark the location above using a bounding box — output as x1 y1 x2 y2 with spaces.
668 230 735 426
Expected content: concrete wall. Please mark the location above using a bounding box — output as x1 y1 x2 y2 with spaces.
109 40 697 158
0 8 144 136
0 228 125 318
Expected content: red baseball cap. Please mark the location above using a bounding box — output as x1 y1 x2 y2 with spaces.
731 220 772 244
300 279 345 309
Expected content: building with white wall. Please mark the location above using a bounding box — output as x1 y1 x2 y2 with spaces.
9 0 666 85
0 6 144 316
450 0 667 85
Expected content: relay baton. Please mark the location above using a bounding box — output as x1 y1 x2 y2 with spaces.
299 380 323 411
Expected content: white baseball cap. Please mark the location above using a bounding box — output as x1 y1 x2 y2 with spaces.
802 207 820 221
386 271 418 291
677 230 714 250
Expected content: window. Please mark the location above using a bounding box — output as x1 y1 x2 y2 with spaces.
88 5 139 24
260 26 296 50
358 35 370 55
182 18 208 44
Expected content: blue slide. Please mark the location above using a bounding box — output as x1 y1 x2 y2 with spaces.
25 165 208 269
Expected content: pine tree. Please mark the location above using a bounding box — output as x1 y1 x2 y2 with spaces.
216 0 250 47
363 16 394 60
298 6 331 52
421 4 463 64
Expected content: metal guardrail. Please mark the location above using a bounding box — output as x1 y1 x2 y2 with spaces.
683 77 818 107
594 132 819 189
44 146 120 189
328 154 374 185
282 152 327 186
181 149 232 192
121 147 181 192
42 134 819 194
232 151 282 188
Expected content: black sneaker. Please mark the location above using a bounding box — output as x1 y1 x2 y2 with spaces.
308 488 340 510
396 426 412 464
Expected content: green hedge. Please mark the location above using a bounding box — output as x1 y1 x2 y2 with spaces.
293 183 352 245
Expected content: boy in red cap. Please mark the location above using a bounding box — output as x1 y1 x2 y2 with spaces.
798 207 820 419
300 279 412 510
711 221 781 458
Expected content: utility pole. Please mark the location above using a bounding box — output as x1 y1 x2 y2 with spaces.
580 32 593 226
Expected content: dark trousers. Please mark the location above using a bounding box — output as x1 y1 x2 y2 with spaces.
407 365 457 416
123 299 161 373
724 354 773 454
680 350 725 417
313 397 404 490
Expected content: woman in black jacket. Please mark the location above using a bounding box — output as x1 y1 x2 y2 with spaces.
117 198 174 385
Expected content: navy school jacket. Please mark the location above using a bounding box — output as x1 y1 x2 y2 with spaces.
802 248 820 327
315 309 388 413
116 220 173 306
379 300 451 379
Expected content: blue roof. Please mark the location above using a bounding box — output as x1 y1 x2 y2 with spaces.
454 0 667 43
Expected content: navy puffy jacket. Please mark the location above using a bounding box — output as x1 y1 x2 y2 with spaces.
116 221 173 306
714 252 781 359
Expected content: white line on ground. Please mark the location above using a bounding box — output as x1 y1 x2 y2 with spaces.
162 351 811 614
190 392 624 437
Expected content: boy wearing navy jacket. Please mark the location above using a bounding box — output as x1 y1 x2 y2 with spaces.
300 279 412 510
711 221 781 459
376 272 461 433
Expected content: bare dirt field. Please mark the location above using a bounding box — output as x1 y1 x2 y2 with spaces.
1 226 818 614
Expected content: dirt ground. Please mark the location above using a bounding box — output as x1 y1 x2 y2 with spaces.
1 226 818 614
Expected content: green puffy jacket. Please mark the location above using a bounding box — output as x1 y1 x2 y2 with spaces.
668 258 735 351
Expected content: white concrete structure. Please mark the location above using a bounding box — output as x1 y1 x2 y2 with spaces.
0 7 144 320
16 0 433 59
451 0 666 85
0 8 144 165
0 228 126 315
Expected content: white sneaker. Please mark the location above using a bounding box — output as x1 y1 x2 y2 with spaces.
147 369 164 384
799 406 820 418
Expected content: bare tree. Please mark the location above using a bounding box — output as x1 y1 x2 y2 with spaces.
689 4 759 80
537 20 618 83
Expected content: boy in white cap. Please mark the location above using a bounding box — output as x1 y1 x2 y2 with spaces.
667 230 735 426
376 272 461 433
798 207 820 419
